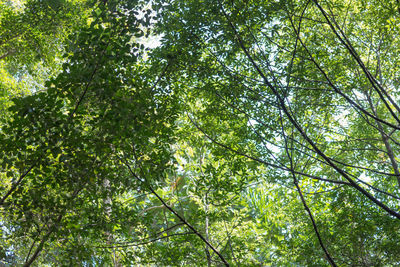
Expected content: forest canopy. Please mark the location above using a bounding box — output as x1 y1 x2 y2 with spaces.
1 0 400 266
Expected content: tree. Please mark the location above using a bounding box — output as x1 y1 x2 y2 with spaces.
1 0 400 266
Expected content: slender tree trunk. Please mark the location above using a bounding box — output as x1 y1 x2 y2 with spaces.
204 193 212 267
103 178 120 267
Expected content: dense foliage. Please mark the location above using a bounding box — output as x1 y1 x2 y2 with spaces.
1 0 400 266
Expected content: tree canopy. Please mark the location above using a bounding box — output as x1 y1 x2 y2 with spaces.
1 0 400 266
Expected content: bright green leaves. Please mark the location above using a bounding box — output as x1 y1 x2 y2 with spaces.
2 0 400 265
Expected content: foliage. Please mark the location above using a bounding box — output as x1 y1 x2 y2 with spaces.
1 0 400 266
